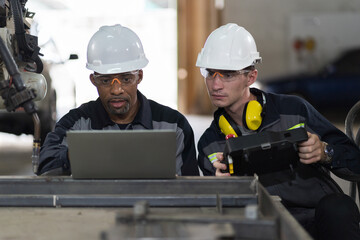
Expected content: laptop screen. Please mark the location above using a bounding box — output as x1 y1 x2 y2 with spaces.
67 130 177 179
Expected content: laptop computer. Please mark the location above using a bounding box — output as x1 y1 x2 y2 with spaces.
66 130 177 179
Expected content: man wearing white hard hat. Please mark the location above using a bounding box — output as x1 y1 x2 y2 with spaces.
197 23 360 239
38 24 199 177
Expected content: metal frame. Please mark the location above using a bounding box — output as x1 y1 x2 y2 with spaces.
345 100 360 201
0 176 312 239
0 176 256 207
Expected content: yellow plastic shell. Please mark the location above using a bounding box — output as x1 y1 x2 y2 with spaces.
219 115 238 137
245 100 263 131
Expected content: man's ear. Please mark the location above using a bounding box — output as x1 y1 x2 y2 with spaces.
137 70 143 84
90 73 96 86
247 69 258 86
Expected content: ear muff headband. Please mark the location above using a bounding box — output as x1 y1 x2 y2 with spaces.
243 100 263 131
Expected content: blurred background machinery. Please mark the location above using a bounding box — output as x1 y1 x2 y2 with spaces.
0 0 46 173
1 0 360 140
0 0 79 145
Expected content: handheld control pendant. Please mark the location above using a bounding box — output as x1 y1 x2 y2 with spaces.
222 128 308 176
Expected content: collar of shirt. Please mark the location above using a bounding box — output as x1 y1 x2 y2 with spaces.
132 90 153 129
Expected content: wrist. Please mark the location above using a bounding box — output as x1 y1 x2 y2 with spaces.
321 142 334 164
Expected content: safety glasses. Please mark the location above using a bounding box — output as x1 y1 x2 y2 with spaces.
93 70 139 87
200 68 251 82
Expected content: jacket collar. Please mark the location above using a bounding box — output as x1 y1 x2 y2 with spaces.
132 90 153 129
256 88 280 131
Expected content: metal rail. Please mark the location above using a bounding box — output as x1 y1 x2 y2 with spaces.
0 176 312 239
345 100 360 201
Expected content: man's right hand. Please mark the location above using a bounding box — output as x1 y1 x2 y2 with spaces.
213 152 231 176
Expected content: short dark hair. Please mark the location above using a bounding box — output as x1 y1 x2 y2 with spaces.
243 65 255 76
243 65 255 71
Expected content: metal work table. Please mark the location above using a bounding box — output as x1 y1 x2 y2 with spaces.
0 176 312 240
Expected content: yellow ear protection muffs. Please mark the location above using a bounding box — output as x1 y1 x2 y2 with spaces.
219 112 242 138
242 92 266 131
219 92 266 135
242 100 263 131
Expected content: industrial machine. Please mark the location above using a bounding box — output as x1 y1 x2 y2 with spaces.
0 0 47 174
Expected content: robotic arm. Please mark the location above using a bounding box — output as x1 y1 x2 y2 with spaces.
0 0 47 174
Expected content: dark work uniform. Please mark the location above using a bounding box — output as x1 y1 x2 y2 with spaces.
39 90 199 176
198 88 360 239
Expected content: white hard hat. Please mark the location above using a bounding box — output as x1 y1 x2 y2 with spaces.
196 23 261 71
86 24 149 74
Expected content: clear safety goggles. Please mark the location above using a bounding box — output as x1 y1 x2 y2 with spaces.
93 70 139 87
200 68 251 82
